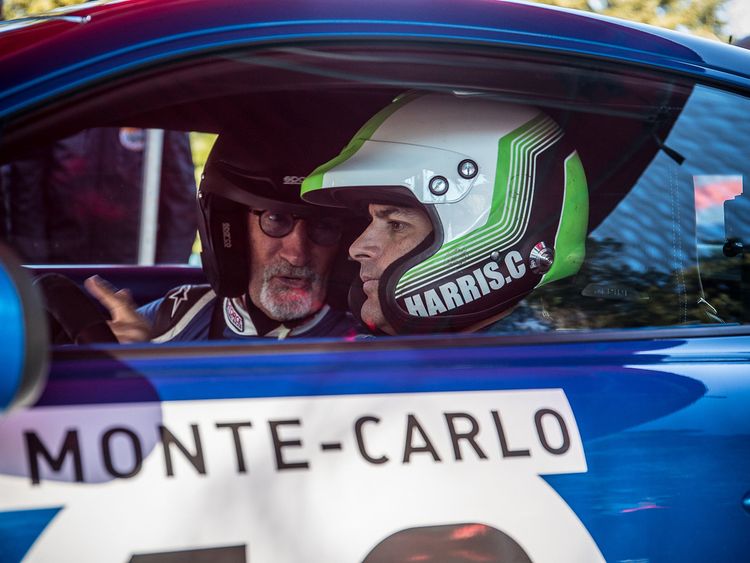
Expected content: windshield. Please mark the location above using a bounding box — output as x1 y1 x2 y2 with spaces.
1 43 748 338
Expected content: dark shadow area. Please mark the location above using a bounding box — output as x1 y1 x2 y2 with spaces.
363 523 531 562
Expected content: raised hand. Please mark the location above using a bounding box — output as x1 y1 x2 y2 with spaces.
84 275 152 343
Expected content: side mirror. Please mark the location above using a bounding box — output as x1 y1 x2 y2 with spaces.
0 243 48 413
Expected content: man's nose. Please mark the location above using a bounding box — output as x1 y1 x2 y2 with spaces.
349 224 379 263
279 220 310 266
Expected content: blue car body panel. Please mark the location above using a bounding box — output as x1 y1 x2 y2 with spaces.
1 1 749 562
0 330 745 562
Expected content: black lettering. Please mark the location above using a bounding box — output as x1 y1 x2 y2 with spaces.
320 442 342 451
491 410 530 458
101 427 142 479
25 430 84 485
403 414 441 463
269 419 309 470
160 424 206 477
354 416 388 464
444 413 487 461
130 545 246 562
535 409 570 455
216 422 253 473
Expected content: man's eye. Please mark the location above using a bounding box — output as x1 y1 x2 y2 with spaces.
388 221 405 232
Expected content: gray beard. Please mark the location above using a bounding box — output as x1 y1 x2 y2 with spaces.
258 262 321 322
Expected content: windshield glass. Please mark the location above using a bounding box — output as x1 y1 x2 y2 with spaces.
1 43 748 338
491 84 750 331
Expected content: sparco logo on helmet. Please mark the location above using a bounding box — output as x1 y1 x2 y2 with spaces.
222 222 232 248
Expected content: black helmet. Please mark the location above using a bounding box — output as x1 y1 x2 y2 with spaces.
197 132 355 305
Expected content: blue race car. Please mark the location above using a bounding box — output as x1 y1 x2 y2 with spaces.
1 1 749 561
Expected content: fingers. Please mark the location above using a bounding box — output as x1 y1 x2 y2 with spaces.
84 275 152 343
84 275 136 319
83 275 117 308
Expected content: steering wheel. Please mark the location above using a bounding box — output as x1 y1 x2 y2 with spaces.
33 273 119 344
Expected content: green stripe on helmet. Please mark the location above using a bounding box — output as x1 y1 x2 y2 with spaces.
539 151 588 286
301 92 421 198
489 113 550 225
396 114 560 293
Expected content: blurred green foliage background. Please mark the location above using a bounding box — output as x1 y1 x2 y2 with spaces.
534 0 728 38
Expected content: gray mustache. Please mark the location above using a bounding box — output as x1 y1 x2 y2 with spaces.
263 261 319 283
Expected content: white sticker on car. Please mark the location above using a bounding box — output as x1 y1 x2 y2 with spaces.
0 389 602 562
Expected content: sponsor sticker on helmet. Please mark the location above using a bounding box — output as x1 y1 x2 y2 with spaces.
283 176 306 185
222 222 232 248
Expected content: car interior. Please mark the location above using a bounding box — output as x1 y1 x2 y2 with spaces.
2 42 748 342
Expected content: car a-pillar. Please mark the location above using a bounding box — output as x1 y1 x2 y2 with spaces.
0 243 49 414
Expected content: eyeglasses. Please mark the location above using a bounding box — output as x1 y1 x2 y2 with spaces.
251 209 342 247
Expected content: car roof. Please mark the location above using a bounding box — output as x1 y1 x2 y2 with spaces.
1 0 750 121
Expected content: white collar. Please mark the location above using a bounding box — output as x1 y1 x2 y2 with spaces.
222 297 331 339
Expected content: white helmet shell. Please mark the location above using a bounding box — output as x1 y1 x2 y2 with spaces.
303 92 588 333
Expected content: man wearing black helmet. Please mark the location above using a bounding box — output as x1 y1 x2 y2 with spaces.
85 134 360 342
302 92 588 335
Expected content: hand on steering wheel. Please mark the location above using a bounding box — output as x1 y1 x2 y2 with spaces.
34 273 119 344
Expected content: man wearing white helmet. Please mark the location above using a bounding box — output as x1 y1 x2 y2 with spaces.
302 92 589 335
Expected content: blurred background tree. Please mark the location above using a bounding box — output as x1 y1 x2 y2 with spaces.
536 0 728 38
3 0 80 20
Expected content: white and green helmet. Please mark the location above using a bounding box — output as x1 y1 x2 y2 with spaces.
302 92 588 333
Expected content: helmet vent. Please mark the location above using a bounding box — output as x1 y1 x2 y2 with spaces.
458 159 478 179
429 176 449 196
